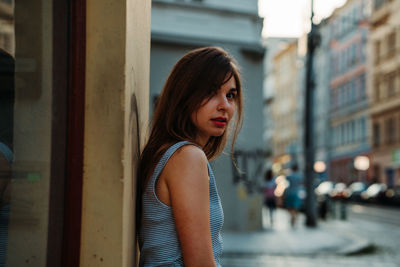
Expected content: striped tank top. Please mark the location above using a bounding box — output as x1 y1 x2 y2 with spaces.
139 141 224 266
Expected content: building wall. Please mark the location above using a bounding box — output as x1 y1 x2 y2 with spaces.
150 0 264 231
151 0 261 45
328 0 372 184
369 0 400 186
81 1 151 266
272 41 302 169
0 0 14 55
262 37 296 164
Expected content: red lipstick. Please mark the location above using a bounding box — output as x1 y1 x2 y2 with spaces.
211 117 227 127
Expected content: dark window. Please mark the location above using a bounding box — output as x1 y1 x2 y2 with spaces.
374 41 380 64
387 72 396 97
386 118 396 144
388 31 396 58
374 75 380 102
373 122 380 147
374 0 388 10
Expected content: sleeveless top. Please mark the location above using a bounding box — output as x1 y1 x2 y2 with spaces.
139 141 224 267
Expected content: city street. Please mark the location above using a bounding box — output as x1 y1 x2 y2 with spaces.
221 204 400 267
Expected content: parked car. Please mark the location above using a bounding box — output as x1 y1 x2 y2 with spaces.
381 186 400 206
347 182 367 203
315 181 334 196
361 183 387 203
315 181 334 219
330 182 348 200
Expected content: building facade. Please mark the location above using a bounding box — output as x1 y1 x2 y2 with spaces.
369 0 400 186
262 37 296 167
328 0 372 184
271 40 303 171
150 0 265 231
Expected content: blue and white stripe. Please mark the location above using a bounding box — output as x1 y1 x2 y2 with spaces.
139 141 224 267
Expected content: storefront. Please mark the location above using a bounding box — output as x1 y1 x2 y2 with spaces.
373 148 400 187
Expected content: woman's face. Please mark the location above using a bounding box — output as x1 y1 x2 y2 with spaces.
191 75 237 147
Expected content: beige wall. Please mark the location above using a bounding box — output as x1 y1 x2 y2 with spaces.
82 0 150 266
272 41 299 158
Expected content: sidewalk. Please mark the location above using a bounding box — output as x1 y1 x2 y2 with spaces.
222 208 371 257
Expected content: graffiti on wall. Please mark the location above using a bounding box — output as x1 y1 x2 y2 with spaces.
232 149 268 193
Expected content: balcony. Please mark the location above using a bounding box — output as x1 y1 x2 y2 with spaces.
371 1 392 28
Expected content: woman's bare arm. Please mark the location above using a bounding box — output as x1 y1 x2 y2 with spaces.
162 145 217 267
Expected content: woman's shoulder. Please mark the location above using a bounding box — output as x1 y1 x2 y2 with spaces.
161 142 208 180
170 143 207 165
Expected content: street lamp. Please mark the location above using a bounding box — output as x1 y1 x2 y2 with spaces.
354 156 370 171
313 161 326 173
354 156 370 182
313 161 327 181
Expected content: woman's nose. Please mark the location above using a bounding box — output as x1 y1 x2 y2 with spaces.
217 95 229 110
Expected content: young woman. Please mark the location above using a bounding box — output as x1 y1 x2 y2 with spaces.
137 47 243 267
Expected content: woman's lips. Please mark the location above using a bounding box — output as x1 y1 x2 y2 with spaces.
211 117 227 127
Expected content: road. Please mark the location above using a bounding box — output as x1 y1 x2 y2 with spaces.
347 203 400 226
220 204 400 267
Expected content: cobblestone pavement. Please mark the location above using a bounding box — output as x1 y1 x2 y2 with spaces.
221 205 400 267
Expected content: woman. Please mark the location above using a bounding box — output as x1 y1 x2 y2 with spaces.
284 164 303 227
262 169 276 227
137 47 243 266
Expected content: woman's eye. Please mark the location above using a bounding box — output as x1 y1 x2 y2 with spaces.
227 92 236 99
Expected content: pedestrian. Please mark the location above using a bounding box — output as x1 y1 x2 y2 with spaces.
262 169 276 227
137 47 243 267
283 164 303 227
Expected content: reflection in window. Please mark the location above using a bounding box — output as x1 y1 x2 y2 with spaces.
1 0 58 265
0 1 14 265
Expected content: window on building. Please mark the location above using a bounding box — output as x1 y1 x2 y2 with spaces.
374 40 380 64
341 124 345 145
374 0 388 10
374 75 380 102
387 72 396 97
398 114 400 142
0 0 73 265
346 121 351 144
388 31 396 58
352 43 357 65
361 117 367 141
373 122 380 147
341 51 345 74
360 73 366 99
386 118 396 144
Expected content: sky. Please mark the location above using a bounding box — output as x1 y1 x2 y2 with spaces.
259 0 347 37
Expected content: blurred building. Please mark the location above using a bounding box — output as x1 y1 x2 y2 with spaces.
270 40 304 172
150 0 265 231
327 0 372 184
0 0 14 55
369 0 400 187
262 37 296 168
313 19 332 181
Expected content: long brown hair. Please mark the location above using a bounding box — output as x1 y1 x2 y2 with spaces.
136 47 243 228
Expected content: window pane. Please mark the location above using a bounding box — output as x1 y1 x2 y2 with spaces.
0 1 61 266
